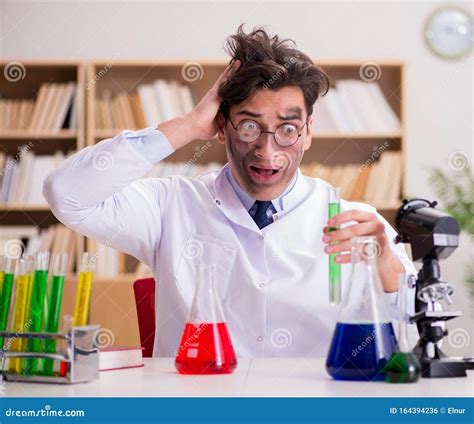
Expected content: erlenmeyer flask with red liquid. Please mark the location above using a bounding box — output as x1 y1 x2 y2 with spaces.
175 264 237 374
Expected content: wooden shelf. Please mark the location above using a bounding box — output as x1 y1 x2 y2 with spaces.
0 204 50 211
313 132 402 139
0 130 78 140
94 130 403 141
0 60 85 149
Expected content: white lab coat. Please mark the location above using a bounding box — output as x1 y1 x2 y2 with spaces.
43 127 418 357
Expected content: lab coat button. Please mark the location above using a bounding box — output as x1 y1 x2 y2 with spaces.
259 235 264 240
215 199 221 205
258 283 265 288
257 336 264 342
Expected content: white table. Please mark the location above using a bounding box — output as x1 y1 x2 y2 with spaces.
4 358 473 397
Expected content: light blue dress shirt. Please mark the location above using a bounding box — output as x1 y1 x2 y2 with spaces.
225 165 298 222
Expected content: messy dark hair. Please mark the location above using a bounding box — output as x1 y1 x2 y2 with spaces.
218 25 330 118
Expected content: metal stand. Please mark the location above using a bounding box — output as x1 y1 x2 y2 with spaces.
0 325 100 384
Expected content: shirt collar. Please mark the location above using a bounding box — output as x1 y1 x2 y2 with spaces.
224 163 299 213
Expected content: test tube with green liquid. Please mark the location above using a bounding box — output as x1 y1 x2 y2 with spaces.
25 251 50 375
328 187 341 304
73 253 95 326
0 257 17 349
41 253 68 376
9 258 32 373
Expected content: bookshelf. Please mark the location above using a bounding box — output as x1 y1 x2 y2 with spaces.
0 61 85 274
1 58 406 282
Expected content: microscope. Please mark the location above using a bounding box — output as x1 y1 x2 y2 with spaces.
394 198 471 378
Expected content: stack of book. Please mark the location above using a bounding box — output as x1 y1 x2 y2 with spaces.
312 80 401 134
95 80 196 130
87 238 121 278
0 82 78 132
300 151 402 204
0 99 34 130
0 224 82 275
0 150 67 205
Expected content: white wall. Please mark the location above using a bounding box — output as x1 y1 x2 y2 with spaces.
1 0 472 356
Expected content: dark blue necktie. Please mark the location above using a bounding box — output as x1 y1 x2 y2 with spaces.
253 200 274 229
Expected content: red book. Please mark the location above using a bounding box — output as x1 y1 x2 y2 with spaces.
99 347 144 372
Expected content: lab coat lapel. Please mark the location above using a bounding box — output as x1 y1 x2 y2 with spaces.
210 167 261 234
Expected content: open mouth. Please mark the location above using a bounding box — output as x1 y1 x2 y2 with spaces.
248 165 282 182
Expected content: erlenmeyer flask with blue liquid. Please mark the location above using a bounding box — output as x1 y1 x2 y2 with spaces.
326 236 398 381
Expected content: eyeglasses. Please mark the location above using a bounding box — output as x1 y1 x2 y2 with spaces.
227 115 309 147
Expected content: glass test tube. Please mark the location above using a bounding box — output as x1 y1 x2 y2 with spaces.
25 251 50 374
0 255 6 300
41 253 68 376
73 253 95 326
22 256 35 354
328 187 341 304
0 257 17 349
59 314 73 377
8 258 32 373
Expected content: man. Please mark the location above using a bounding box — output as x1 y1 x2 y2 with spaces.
44 26 416 357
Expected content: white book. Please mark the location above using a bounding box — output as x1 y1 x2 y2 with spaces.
99 347 143 371
322 89 351 132
366 83 401 132
27 155 58 205
179 85 195 114
138 84 162 126
107 247 119 276
312 96 338 133
167 81 185 116
343 80 387 132
4 159 19 203
153 80 174 122
12 150 34 204
336 81 367 132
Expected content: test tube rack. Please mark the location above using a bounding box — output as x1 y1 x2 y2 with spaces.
0 325 100 384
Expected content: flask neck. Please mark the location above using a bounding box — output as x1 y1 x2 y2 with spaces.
340 236 392 324
189 264 225 324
